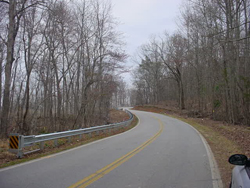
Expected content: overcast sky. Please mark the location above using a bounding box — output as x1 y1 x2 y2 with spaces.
111 0 184 86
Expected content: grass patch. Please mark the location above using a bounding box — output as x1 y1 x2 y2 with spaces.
0 115 139 169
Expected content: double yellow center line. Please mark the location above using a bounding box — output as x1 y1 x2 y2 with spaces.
69 117 164 188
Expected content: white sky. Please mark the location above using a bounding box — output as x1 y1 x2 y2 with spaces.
111 0 184 87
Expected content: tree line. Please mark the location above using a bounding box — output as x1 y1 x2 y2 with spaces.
0 0 127 138
132 0 250 125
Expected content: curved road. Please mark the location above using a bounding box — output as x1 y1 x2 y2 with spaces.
0 110 222 188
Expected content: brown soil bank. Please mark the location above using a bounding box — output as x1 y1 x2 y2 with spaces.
133 105 250 187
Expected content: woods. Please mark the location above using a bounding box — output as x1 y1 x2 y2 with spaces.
1 0 249 139
0 0 128 138
132 0 250 125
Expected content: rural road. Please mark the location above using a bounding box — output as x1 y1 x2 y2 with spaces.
0 110 222 188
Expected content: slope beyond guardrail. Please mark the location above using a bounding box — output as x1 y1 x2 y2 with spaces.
9 110 133 158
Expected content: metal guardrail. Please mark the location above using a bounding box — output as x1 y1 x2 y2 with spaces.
9 110 134 158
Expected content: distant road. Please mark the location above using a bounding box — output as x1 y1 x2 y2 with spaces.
0 110 221 188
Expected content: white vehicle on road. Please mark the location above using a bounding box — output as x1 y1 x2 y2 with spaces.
229 154 250 188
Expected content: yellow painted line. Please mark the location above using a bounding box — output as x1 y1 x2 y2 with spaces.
69 116 164 188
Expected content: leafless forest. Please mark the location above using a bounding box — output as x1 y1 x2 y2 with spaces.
0 0 129 138
1 0 250 138
132 0 250 125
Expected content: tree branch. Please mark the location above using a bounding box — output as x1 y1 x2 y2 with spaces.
0 0 9 4
15 1 45 17
0 35 7 45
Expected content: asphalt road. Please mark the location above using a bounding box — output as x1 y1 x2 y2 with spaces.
0 110 221 188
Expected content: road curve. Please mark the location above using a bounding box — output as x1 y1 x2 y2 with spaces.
0 110 220 188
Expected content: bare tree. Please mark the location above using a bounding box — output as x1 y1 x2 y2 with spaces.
0 0 127 137
0 0 43 137
133 0 250 124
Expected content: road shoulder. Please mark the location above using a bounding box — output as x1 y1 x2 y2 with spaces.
133 106 249 188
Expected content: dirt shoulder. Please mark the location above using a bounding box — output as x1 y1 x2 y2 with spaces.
0 109 135 168
133 105 250 188
109 109 130 123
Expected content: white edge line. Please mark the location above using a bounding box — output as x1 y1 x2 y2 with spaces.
0 113 140 172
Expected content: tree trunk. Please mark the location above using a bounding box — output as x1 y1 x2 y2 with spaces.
1 0 17 138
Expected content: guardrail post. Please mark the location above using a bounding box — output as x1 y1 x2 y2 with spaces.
17 135 24 158
54 139 58 147
88 133 92 138
40 141 44 150
68 137 71 143
79 134 82 140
